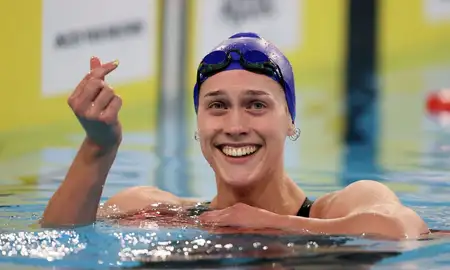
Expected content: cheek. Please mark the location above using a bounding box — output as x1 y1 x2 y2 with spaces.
259 114 290 140
199 139 209 156
258 124 287 148
197 116 217 153
197 110 217 128
197 113 209 134
197 112 225 137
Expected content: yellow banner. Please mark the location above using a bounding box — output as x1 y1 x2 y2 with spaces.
0 0 162 160
379 0 450 72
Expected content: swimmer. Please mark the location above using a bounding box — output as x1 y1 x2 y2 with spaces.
41 32 430 240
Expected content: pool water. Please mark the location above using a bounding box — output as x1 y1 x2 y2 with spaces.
1 124 450 270
3 71 450 269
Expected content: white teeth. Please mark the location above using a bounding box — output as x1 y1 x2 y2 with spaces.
221 146 258 157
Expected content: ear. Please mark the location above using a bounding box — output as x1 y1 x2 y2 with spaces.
284 104 296 135
287 121 296 137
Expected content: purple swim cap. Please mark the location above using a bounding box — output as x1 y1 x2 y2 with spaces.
193 32 296 122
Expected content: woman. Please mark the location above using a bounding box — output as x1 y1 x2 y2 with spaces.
41 32 429 239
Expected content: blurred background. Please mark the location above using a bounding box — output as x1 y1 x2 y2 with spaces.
1 0 450 203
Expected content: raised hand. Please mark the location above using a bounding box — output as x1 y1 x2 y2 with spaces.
68 56 122 148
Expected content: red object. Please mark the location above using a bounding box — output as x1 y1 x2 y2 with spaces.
426 89 450 115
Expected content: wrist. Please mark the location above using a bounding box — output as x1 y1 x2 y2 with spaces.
77 115 122 149
260 211 288 230
272 213 292 230
83 136 121 156
271 214 318 234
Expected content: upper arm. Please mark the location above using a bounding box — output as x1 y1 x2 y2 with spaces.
316 180 401 218
98 186 199 218
315 180 429 235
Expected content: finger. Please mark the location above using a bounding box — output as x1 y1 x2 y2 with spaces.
73 79 105 113
69 56 102 101
86 85 115 118
199 212 224 224
69 72 92 101
98 95 122 124
83 78 105 100
199 210 219 219
198 214 209 222
90 60 119 80
90 56 102 71
90 56 106 81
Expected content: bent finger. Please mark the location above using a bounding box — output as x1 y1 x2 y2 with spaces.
82 78 105 100
69 72 93 100
199 210 219 218
69 57 102 101
87 85 115 116
99 95 122 124
73 79 104 112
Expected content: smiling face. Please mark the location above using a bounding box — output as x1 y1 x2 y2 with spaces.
197 69 295 188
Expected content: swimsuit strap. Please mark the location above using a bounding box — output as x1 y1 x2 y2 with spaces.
296 197 314 218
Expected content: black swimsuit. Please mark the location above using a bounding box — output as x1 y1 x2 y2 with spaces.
187 197 314 217
296 197 314 217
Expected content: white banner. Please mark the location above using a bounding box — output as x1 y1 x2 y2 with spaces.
193 0 302 64
424 0 450 22
41 0 157 97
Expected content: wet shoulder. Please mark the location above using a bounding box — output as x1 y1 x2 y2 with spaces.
308 191 340 219
101 186 192 216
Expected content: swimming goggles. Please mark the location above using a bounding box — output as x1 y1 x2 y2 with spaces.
196 49 286 90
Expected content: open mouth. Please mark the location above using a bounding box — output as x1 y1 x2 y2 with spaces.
216 145 261 158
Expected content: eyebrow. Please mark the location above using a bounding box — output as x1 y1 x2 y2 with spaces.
203 89 270 98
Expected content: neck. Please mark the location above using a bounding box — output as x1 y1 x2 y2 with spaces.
210 172 305 216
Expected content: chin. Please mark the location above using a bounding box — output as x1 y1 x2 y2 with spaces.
220 170 262 188
210 145 268 188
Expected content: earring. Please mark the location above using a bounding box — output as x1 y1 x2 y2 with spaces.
289 127 301 141
194 131 200 141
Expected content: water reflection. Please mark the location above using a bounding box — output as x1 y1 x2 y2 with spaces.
0 227 408 269
128 234 402 270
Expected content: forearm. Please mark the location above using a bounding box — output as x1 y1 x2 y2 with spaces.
41 138 119 228
277 212 418 240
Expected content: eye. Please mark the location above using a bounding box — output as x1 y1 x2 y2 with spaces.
208 101 227 110
248 101 266 110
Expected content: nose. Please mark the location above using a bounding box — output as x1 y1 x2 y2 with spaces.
223 109 250 139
